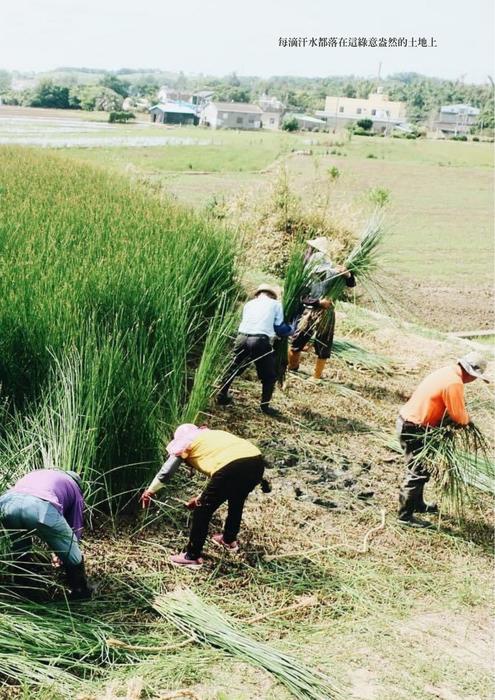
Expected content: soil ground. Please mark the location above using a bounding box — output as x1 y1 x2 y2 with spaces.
69 311 494 699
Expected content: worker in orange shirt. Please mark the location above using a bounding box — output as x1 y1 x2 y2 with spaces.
396 352 489 528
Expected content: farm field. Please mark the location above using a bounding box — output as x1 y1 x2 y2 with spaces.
0 114 493 700
51 123 493 332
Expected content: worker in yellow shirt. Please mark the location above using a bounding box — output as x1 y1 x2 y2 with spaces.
397 352 489 528
140 424 269 568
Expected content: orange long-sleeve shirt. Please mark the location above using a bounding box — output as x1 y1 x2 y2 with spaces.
400 364 469 427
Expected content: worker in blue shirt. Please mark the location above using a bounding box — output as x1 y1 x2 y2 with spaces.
218 284 284 416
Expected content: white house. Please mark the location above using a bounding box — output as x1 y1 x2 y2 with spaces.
316 87 407 133
435 104 480 135
200 102 262 129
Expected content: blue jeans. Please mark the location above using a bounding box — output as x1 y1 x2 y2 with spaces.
0 493 82 566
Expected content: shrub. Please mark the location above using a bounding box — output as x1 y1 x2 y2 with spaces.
354 127 375 136
368 187 390 207
473 136 480 142
366 153 378 159
356 118 373 131
327 166 340 180
450 134 468 141
108 111 135 123
282 117 299 132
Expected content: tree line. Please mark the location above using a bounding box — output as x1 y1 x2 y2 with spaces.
0 69 493 129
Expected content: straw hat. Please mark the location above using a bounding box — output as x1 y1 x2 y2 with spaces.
255 283 279 300
306 237 332 256
458 351 490 383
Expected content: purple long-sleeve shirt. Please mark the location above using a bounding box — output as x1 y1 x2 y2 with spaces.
11 469 85 540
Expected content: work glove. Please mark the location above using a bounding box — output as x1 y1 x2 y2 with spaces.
140 490 154 509
185 496 201 510
51 553 62 568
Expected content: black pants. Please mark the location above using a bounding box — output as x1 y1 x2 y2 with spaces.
220 334 276 405
187 456 265 559
291 307 335 360
397 416 430 518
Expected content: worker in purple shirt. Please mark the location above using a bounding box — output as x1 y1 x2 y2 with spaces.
0 469 92 600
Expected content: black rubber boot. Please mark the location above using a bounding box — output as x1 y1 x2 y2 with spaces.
398 516 434 529
414 483 439 514
397 486 433 528
65 559 94 601
260 382 280 416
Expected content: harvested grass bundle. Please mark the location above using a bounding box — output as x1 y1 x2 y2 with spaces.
389 423 494 515
322 211 385 302
0 597 140 692
412 422 493 511
332 338 392 373
153 587 343 700
275 244 314 384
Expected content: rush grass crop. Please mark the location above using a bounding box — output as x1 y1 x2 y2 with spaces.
0 147 239 507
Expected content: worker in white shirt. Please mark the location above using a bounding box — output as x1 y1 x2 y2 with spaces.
217 284 284 416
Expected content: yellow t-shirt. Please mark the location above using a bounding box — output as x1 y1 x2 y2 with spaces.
186 430 261 477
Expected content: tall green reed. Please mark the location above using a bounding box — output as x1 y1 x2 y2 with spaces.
0 147 239 508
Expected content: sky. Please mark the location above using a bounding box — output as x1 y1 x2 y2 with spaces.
1 0 493 83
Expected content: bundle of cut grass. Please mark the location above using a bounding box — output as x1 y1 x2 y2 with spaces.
393 423 494 514
153 587 343 700
0 597 140 692
274 243 314 383
332 338 391 373
322 212 385 303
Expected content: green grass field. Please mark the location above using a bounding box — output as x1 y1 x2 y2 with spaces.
62 128 296 171
60 129 493 330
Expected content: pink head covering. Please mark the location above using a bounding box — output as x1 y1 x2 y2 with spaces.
166 423 209 457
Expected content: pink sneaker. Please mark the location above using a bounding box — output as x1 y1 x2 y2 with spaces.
169 552 203 569
211 533 239 553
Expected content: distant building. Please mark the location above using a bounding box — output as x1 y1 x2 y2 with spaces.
192 90 214 108
157 86 193 103
283 113 326 131
257 94 285 130
201 102 262 129
435 104 480 136
317 88 407 133
149 102 198 126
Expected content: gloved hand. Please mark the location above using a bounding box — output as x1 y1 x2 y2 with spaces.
185 496 201 510
140 490 154 509
51 553 62 568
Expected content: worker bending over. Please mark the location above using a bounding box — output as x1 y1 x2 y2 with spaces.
217 283 284 416
141 424 269 568
0 469 93 599
397 351 489 528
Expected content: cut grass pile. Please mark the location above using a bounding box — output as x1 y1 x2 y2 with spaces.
0 146 238 507
153 587 343 700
